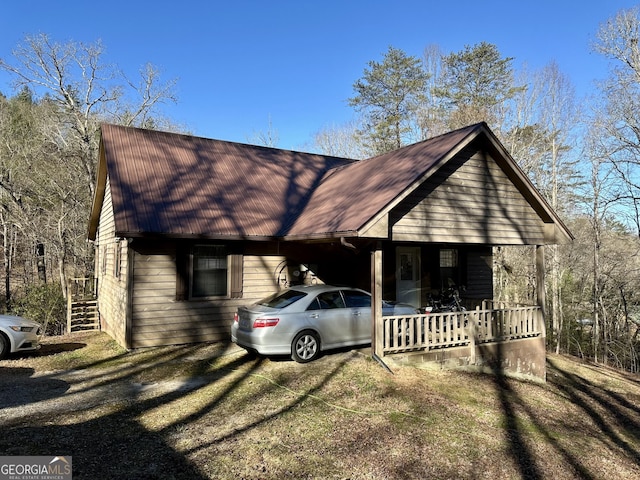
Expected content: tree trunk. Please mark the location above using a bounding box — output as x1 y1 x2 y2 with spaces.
36 242 46 283
552 244 560 354
593 241 600 364
2 220 10 311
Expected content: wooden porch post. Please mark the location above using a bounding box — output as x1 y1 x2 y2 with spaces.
66 280 72 334
124 239 135 349
536 245 547 339
371 242 383 357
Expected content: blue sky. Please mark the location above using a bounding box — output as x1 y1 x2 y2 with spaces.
1 1 638 151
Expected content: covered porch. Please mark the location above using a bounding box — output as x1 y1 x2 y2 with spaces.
370 245 548 380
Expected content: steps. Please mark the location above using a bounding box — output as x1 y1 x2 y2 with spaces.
66 277 99 333
67 299 99 333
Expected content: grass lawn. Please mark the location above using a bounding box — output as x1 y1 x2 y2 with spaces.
1 331 640 479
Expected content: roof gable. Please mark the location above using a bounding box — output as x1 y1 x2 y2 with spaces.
287 122 572 244
287 123 481 237
391 141 550 244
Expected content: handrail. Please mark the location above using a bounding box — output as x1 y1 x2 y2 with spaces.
67 276 97 300
381 305 543 355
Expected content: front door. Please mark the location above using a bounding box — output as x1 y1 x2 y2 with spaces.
396 247 421 308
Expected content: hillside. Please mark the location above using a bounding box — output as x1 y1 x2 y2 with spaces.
1 332 639 479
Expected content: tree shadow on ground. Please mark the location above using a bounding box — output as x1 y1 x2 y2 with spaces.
486 345 640 480
0 367 70 408
486 346 545 480
0 343 250 478
546 357 640 465
6 416 205 480
491 347 594 480
0 340 357 479
37 342 87 356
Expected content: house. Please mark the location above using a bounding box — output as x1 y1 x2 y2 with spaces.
87 122 572 379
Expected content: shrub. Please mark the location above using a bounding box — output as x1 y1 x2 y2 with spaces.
12 283 66 335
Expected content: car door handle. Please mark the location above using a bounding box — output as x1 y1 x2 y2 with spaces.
353 311 361 316
310 313 319 319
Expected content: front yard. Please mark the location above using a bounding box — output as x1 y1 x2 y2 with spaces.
1 332 640 479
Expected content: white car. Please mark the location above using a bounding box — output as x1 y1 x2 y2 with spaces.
0 314 43 360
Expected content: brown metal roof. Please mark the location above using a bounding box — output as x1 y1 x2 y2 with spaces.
92 122 572 243
97 124 353 238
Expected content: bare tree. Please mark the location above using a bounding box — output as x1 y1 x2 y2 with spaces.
0 34 178 198
310 121 368 159
418 44 449 140
103 62 179 132
247 115 280 148
0 35 115 198
536 62 581 353
0 34 178 296
592 7 640 235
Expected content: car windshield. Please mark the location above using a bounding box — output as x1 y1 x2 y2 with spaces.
257 290 308 309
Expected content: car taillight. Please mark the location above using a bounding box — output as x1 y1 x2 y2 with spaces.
253 318 279 328
233 313 239 323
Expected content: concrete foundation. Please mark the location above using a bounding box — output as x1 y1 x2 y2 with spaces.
386 336 546 381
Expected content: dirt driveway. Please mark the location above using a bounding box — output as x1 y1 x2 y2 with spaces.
0 332 386 479
1 332 245 412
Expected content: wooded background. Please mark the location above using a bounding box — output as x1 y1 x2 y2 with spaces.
2 8 640 371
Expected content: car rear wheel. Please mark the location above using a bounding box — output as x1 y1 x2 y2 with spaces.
0 333 9 360
241 347 259 360
292 331 320 363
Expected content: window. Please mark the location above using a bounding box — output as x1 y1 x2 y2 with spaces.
176 243 243 301
114 240 122 279
257 290 307 309
440 249 458 268
311 291 346 310
306 298 322 310
192 245 228 297
101 245 107 275
439 248 459 288
342 290 371 308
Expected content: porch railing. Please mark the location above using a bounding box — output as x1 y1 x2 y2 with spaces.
381 304 543 355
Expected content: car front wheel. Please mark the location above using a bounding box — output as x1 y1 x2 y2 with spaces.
292 331 320 363
0 333 9 360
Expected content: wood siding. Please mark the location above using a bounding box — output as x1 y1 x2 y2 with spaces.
129 242 288 348
391 147 546 245
95 178 129 347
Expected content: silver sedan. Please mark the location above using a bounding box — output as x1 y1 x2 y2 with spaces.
231 284 417 362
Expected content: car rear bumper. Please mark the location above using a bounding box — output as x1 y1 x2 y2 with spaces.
231 325 291 356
